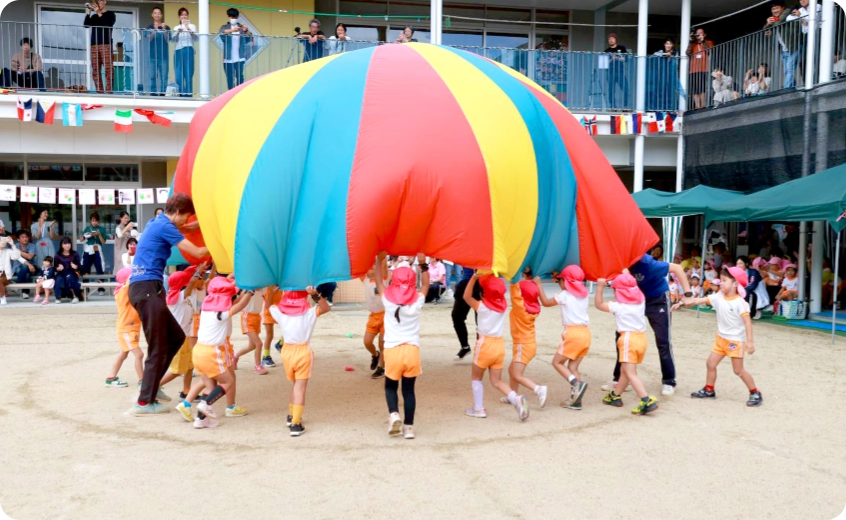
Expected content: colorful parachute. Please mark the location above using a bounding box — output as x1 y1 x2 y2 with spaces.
173 43 657 290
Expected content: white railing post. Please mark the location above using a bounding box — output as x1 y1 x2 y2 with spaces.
633 0 648 193
198 0 210 98
817 0 835 85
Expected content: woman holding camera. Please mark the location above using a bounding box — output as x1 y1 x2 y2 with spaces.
31 209 59 266
114 211 136 274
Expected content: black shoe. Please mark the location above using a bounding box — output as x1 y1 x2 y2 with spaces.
286 415 293 426
691 387 716 399
98 288 106 295
290 423 305 436
371 367 385 379
455 346 471 360
370 355 379 371
179 392 188 400
746 391 763 407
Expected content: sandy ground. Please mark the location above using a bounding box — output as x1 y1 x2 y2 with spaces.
1 291 845 520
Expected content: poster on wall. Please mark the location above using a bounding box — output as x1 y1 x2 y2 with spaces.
78 189 96 205
20 186 37 203
0 185 15 202
98 189 115 205
137 188 155 204
59 189 76 205
118 189 136 205
156 188 170 204
38 187 57 204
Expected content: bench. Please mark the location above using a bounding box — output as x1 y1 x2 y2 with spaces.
5 282 118 301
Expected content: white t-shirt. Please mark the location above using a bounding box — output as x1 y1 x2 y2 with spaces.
363 278 385 313
608 301 647 333
168 291 194 336
707 292 750 342
121 252 134 269
781 277 799 291
245 288 265 314
476 302 505 337
189 285 206 314
553 290 589 326
381 293 425 349
269 306 320 345
197 310 232 346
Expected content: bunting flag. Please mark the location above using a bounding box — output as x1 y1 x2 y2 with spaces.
665 113 677 132
585 116 597 136
114 109 133 133
16 97 33 122
35 101 56 125
645 112 658 133
0 88 15 95
609 115 619 134
619 114 628 135
81 104 105 111
62 103 83 126
134 109 173 127
630 113 642 134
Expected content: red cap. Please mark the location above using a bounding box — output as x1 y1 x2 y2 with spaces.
278 290 310 316
560 265 588 298
202 277 238 312
517 280 540 315
384 266 418 306
613 273 645 305
480 274 507 313
166 266 196 305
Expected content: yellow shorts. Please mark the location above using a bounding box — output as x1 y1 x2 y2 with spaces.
191 313 200 338
512 342 536 365
712 335 746 359
117 331 140 353
473 336 505 370
557 325 591 360
192 343 228 379
617 331 647 364
241 312 262 335
366 311 385 335
282 343 313 381
383 344 422 380
169 338 194 375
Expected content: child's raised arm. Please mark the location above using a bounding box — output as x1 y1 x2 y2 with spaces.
418 253 430 297
533 276 558 307
264 285 277 311
374 253 387 295
595 278 611 312
310 286 331 314
463 272 480 309
230 290 253 315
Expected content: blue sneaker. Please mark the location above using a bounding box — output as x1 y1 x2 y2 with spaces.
261 356 276 368
133 401 170 416
274 340 283 353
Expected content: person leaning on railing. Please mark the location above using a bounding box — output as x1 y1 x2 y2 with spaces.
172 7 197 96
686 27 714 110
1 37 46 91
650 37 679 111
604 33 630 109
298 19 326 62
712 68 738 106
764 0 802 89
327 23 351 56
84 0 116 93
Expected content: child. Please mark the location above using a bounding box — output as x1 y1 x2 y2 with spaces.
260 286 283 367
105 268 143 388
702 260 718 295
363 263 388 379
668 274 680 304
535 265 590 410
683 266 762 407
268 286 331 437
503 267 548 408
32 256 55 305
177 277 253 428
690 272 702 296
234 287 268 375
158 267 198 403
463 273 529 421
776 263 798 302
595 274 659 415
373 252 428 439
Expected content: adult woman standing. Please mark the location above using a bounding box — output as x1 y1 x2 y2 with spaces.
172 7 197 96
113 211 136 274
54 237 82 303
327 23 351 55
31 209 59 265
651 37 679 111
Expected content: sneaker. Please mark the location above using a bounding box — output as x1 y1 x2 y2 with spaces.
515 394 529 421
464 407 487 418
388 412 402 435
41 299 50 306
690 387 716 399
402 425 415 439
179 392 188 400
289 423 305 436
602 392 623 407
156 388 172 402
254 364 268 375
133 401 169 416
261 356 276 368
601 380 618 392
370 355 379 371
562 397 582 410
72 297 79 304
0 296 6 306
33 295 41 303
105 377 127 388
572 381 588 406
176 402 193 422
455 346 471 360
747 391 763 407
631 396 659 415
286 415 293 427
274 340 283 353
536 385 548 408
197 400 217 419
22 292 30 300
54 299 62 305
371 367 385 379
662 384 676 396
193 415 219 429
226 405 248 417
500 396 511 404
98 288 106 295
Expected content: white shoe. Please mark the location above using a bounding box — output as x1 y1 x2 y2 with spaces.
515 395 529 421
193 415 219 429
601 380 617 392
0 296 6 305
21 293 29 300
662 384 675 396
72 297 79 304
55 299 62 305
535 385 548 408
464 407 487 418
388 412 402 435
402 425 415 439
197 400 217 419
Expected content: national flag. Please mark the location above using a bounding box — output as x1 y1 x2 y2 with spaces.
665 113 677 132
81 104 104 111
16 97 33 121
0 88 15 95
609 115 619 135
630 113 642 134
585 116 597 136
619 114 628 135
650 112 664 133
35 101 56 125
62 103 83 126
579 116 586 128
134 109 173 127
114 109 133 133
657 118 667 133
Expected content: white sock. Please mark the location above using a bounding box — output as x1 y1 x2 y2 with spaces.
533 385 540 394
568 374 577 384
507 390 518 406
471 380 484 411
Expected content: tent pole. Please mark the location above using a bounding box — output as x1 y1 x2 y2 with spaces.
697 222 707 318
833 231 840 344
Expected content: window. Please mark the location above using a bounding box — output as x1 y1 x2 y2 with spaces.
85 164 139 183
443 31 482 48
345 26 383 42
0 162 24 180
28 163 83 182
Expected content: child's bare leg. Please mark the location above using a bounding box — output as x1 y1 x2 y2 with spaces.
215 370 236 405
568 358 584 381
131 348 144 382
159 370 179 387
731 358 756 391
34 282 42 298
378 334 385 368
363 332 378 357
508 362 536 393
45 288 52 300
246 332 261 365
108 350 129 379
489 368 513 396
182 369 193 394
262 324 274 354
706 353 723 387
552 353 576 381
184 378 206 403
291 379 309 406
614 371 630 395
621 363 647 398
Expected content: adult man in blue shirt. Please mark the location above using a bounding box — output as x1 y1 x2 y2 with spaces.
607 252 693 396
452 265 482 359
130 194 208 415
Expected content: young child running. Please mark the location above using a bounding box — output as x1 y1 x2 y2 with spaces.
180 266 207 402
234 287 267 375
595 274 659 415
464 273 529 421
176 277 253 428
363 264 388 379
683 266 762 407
105 268 143 388
373 253 427 439
501 268 548 408
534 265 590 410
158 266 198 402
268 286 331 437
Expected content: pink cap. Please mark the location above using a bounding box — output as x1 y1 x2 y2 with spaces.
726 266 748 298
613 273 645 305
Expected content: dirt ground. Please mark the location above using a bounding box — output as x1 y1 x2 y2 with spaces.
1 294 845 520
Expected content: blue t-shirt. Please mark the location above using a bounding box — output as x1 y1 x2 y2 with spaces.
130 215 184 284
629 253 669 299
458 265 475 282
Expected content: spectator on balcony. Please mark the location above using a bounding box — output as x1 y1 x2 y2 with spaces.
744 64 772 95
45 67 65 90
604 33 629 109
172 8 197 97
219 8 253 90
145 7 171 96
651 37 679 111
298 19 326 62
84 0 116 94
1 38 45 91
711 68 737 106
327 23 352 55
834 55 846 78
788 0 821 35
765 0 801 89
396 26 418 44
686 27 714 110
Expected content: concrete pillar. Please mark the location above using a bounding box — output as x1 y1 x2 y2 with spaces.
676 0 691 192
818 0 835 84
198 0 210 98
430 0 442 45
804 0 819 89
593 8 607 53
633 0 648 193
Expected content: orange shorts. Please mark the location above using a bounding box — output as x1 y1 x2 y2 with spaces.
225 337 234 367
281 343 313 381
263 292 283 325
617 331 647 364
366 311 385 335
512 342 536 365
117 331 140 352
473 335 505 370
169 338 194 375
191 313 200 338
383 343 422 380
192 343 228 379
557 325 591 360
241 312 262 335
712 335 746 359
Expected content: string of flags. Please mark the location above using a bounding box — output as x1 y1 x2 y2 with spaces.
579 112 681 136
16 97 173 132
0 185 172 205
